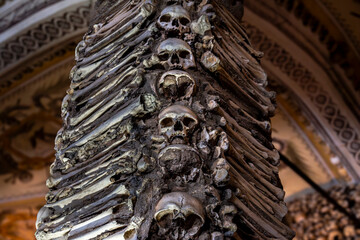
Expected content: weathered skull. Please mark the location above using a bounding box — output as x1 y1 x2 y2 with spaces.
157 38 195 70
328 231 343 240
159 105 198 143
158 70 196 99
158 144 202 175
157 5 191 35
211 158 230 187
154 192 205 238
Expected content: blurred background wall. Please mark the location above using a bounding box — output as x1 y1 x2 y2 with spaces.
0 0 359 239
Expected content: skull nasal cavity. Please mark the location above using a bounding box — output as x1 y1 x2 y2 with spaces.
171 54 180 64
174 121 183 131
172 19 179 27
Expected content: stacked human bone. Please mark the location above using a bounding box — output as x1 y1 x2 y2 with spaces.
36 0 295 239
288 184 360 240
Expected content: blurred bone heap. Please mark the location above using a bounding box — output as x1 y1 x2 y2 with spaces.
35 0 294 239
288 184 360 240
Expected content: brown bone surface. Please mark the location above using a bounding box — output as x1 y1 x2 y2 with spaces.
287 184 360 240
35 0 295 239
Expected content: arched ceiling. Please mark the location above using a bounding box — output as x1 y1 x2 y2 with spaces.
247 0 360 91
243 0 360 181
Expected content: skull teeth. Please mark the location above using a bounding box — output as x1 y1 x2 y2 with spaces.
169 63 183 70
170 132 186 140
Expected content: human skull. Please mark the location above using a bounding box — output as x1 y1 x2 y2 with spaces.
328 231 343 240
157 5 191 35
154 192 205 238
157 38 195 70
158 144 201 175
158 70 196 99
159 105 198 143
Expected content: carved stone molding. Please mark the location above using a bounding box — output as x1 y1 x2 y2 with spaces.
0 2 91 74
271 0 360 90
245 0 360 124
0 0 59 33
244 23 360 178
0 41 77 96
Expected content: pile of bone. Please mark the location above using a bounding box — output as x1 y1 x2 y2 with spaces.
287 184 360 240
35 0 294 239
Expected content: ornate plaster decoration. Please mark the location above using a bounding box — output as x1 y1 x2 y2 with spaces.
0 57 73 203
274 91 352 182
244 0 360 121
0 0 92 74
244 22 360 180
0 41 78 96
0 0 59 33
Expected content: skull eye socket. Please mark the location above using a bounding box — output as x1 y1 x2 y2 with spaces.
163 75 177 87
164 75 176 81
179 50 190 59
178 76 192 84
160 118 175 127
158 53 170 61
160 14 171 23
178 76 192 94
183 117 196 127
182 213 203 230
157 213 174 228
179 17 190 26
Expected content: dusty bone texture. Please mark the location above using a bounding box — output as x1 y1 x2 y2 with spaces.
36 0 295 239
288 184 360 240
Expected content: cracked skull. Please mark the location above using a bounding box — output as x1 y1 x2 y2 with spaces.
158 144 201 175
158 70 196 99
154 192 205 238
158 105 198 143
157 5 191 35
157 38 195 70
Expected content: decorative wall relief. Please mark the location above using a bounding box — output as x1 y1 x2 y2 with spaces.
244 22 360 177
0 3 91 72
0 62 70 202
36 1 294 239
